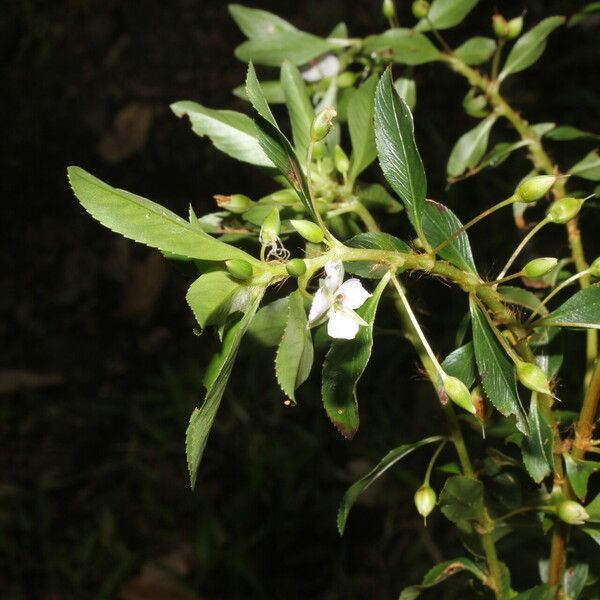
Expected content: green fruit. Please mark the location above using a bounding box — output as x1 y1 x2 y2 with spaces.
547 197 584 224
507 16 523 39
260 208 281 245
311 140 327 161
515 175 556 203
225 259 253 281
214 193 254 214
337 72 358 88
290 219 325 244
412 0 430 19
443 375 477 414
334 145 350 175
382 0 396 20
522 257 558 278
311 107 337 142
492 14 509 37
414 484 436 520
286 258 307 278
557 500 589 525
516 362 551 395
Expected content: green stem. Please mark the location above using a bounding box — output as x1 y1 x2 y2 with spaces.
424 440 447 485
306 140 332 239
491 38 505 81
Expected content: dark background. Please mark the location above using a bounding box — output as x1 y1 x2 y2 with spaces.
2 1 600 598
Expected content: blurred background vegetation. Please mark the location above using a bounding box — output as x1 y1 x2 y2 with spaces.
2 1 599 598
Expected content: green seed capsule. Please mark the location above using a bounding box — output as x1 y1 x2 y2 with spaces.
412 0 430 19
515 175 556 203
334 145 350 175
311 107 337 142
589 257 600 278
311 140 327 161
557 500 589 525
516 362 551 395
522 257 558 278
507 16 523 39
414 484 436 521
214 193 254 214
290 219 325 244
260 207 281 245
382 0 396 20
225 259 253 281
443 375 477 414
492 14 509 38
286 258 307 278
547 197 584 224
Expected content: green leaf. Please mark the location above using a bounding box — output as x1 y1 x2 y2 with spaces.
394 77 417 110
415 0 480 31
399 557 487 600
522 394 554 483
534 286 600 330
447 116 497 177
423 200 478 274
581 524 600 546
586 492 600 521
245 62 278 127
441 343 476 388
358 183 404 214
347 75 378 183
322 274 390 439
171 101 272 167
531 122 556 137
248 297 289 347
67 167 256 263
564 454 600 501
374 70 427 242
186 271 253 329
470 301 528 434
363 29 441 65
281 61 314 163
545 126 600 142
454 37 496 65
513 585 559 600
438 476 484 523
228 4 297 39
235 31 335 67
233 80 286 104
337 435 443 534
275 291 313 403
569 150 600 180
498 286 548 316
499 17 565 81
345 232 410 279
568 2 600 27
563 563 589 599
186 289 264 488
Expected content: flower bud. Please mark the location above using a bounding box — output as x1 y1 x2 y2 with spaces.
547 197 584 224
522 257 558 278
290 219 325 244
334 145 350 175
589 257 600 278
507 16 523 39
337 71 358 88
311 107 337 142
414 484 436 521
260 207 281 245
214 193 254 214
462 90 488 118
443 375 477 414
412 0 430 19
516 362 551 395
515 175 557 203
382 0 396 20
557 500 590 525
286 258 307 277
225 259 253 281
492 14 509 38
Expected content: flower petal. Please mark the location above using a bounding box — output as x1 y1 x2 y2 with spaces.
337 278 371 310
324 260 344 293
327 309 360 340
302 55 340 82
308 287 332 323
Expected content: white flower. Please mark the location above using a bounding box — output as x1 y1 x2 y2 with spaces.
308 261 371 340
302 55 341 82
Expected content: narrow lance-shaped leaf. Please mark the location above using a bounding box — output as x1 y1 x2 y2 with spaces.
499 16 565 81
454 37 496 65
347 75 378 183
171 101 272 167
423 200 478 274
534 286 600 330
394 78 417 110
228 4 297 39
374 69 428 243
568 150 600 180
337 435 443 534
67 167 256 263
275 290 314 403
363 29 441 65
522 393 554 483
447 116 497 177
545 126 600 142
399 557 487 600
415 0 480 31
322 273 390 439
281 60 314 163
470 300 529 434
186 289 264 489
